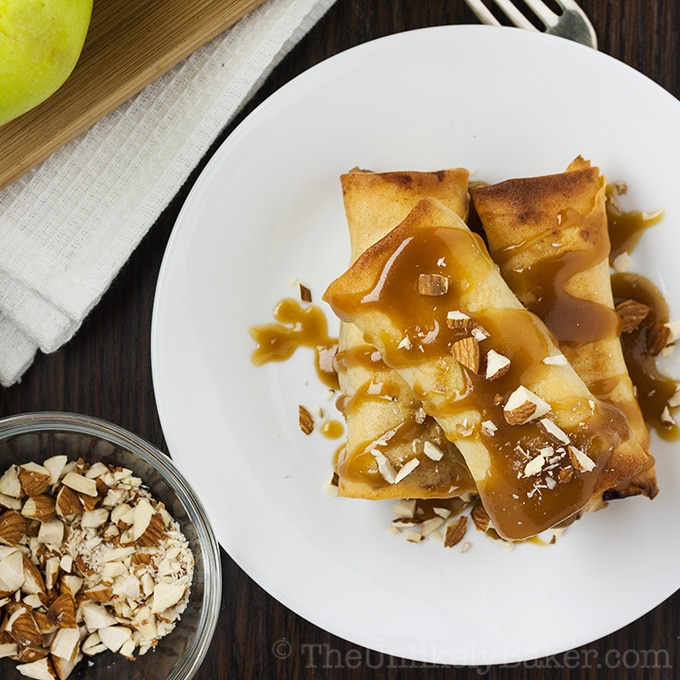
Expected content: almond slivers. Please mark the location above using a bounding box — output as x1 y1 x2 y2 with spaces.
0 457 195 680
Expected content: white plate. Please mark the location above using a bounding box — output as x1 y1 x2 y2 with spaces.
151 25 680 666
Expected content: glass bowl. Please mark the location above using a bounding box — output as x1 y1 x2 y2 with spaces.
0 412 221 680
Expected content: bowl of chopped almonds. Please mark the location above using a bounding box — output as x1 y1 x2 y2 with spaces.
0 412 221 680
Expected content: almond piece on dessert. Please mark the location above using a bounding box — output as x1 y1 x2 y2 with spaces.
470 502 491 533
537 417 571 445
660 406 676 428
298 282 313 303
451 336 480 373
393 458 420 484
298 404 314 435
542 353 568 366
523 455 546 477
647 322 672 356
446 310 472 334
480 420 497 437
615 299 650 333
418 273 449 296
485 349 511 380
503 386 551 425
444 515 468 548
422 441 444 461
392 499 417 519
568 445 596 473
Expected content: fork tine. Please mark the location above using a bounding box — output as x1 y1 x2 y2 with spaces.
521 0 559 27
466 0 539 32
552 0 598 48
466 0 598 49
465 0 503 27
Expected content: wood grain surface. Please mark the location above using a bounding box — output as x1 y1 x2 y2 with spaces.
0 0 265 189
1 1 679 679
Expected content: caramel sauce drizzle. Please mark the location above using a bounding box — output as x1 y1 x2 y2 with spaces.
325 224 626 539
492 208 619 347
249 297 339 390
606 183 665 262
249 297 343 441
319 419 345 440
612 273 678 440
605 188 679 440
334 344 388 373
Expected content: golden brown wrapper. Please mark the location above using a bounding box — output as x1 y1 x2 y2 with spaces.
335 169 476 500
470 156 657 500
325 197 649 540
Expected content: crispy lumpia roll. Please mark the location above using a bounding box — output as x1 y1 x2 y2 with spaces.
470 157 657 500
335 169 475 500
324 198 648 540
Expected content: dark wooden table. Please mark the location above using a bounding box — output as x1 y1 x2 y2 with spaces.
2 1 679 678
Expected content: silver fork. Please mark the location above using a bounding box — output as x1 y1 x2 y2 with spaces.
465 0 598 49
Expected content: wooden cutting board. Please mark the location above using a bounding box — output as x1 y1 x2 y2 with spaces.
0 0 266 190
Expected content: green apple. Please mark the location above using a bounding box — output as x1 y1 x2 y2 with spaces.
0 0 93 126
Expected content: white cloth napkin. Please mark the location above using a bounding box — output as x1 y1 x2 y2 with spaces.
0 0 336 387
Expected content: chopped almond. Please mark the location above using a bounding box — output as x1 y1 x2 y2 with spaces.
615 298 650 332
444 516 468 547
446 310 472 334
503 386 551 425
17 464 51 497
647 322 672 356
298 404 315 435
0 457 194 676
451 336 480 373
484 349 510 380
418 273 449 296
568 445 596 472
0 510 28 546
470 502 491 533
